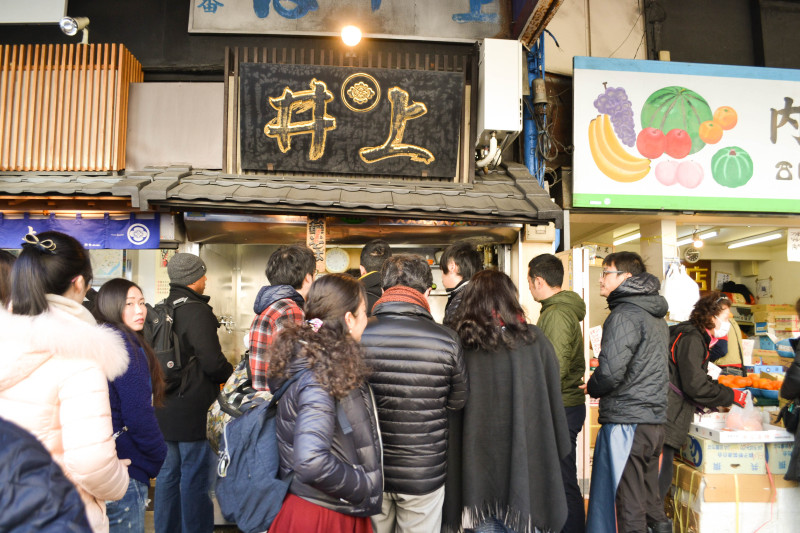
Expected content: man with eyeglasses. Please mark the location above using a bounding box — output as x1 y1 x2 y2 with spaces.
585 251 671 533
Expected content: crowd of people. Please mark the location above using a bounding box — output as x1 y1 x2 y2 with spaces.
1 231 798 533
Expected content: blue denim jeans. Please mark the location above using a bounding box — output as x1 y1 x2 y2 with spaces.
154 441 214 533
107 478 149 533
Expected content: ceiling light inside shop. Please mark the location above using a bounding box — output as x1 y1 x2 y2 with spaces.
727 231 783 249
341 25 362 46
613 232 640 246
677 229 719 247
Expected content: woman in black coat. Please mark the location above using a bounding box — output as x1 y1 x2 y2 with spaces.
442 270 570 533
780 298 800 482
658 292 747 499
266 273 382 533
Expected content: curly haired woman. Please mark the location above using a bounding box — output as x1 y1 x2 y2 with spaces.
266 273 383 533
657 292 746 500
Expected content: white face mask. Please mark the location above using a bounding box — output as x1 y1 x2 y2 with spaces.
714 320 731 338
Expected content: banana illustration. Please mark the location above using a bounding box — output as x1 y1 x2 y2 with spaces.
588 114 650 183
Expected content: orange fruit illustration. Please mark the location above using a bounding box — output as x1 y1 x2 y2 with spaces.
713 106 738 130
698 120 724 144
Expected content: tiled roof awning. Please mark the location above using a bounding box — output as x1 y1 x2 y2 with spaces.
0 163 562 226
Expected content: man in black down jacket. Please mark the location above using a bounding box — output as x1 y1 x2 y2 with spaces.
585 252 671 533
360 254 468 533
154 253 233 533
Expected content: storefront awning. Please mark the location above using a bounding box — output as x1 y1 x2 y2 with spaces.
0 162 562 226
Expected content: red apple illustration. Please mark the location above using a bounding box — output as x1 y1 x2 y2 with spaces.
665 129 692 159
676 161 703 188
636 128 666 159
655 160 679 186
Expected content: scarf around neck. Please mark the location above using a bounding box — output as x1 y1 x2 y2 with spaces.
374 286 430 313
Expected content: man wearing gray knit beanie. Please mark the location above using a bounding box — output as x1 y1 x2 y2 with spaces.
154 252 233 533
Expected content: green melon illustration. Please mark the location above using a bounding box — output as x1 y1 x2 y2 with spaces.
640 86 713 155
711 146 753 188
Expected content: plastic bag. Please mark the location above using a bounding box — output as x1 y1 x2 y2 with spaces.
724 390 763 431
660 263 700 322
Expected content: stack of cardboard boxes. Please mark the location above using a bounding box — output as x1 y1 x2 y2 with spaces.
669 415 799 532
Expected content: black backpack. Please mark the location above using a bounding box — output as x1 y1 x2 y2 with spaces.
143 297 201 393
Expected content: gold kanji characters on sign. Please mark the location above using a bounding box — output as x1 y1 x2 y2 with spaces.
265 78 337 161
359 87 435 164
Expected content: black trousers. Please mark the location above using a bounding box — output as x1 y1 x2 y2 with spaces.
657 445 678 500
560 404 586 533
615 423 668 533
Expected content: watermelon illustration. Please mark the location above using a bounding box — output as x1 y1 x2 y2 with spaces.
711 146 753 188
640 87 713 155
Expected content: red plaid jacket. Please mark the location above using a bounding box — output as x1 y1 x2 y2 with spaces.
248 298 304 391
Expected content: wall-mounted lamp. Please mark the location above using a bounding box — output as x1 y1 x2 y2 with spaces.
727 231 783 249
60 16 90 44
341 25 362 47
613 232 640 246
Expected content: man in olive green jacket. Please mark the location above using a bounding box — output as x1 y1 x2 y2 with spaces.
528 253 587 533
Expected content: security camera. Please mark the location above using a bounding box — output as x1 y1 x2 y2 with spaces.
59 16 90 43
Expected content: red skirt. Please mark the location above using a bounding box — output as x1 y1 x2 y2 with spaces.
268 494 373 533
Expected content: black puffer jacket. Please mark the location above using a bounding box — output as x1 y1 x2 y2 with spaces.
781 341 800 481
361 300 469 495
269 360 383 516
664 322 734 449
443 280 468 327
360 271 382 316
587 273 669 425
155 285 233 441
0 416 91 532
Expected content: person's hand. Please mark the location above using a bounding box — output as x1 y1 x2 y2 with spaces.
121 458 132 467
579 383 589 395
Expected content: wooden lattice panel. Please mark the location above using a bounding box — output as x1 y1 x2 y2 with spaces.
0 44 142 171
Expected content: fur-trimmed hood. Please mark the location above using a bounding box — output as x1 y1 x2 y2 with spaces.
0 295 129 392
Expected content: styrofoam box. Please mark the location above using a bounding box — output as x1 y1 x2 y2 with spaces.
689 421 794 443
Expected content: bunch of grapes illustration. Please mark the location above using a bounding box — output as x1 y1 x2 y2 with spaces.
593 83 635 147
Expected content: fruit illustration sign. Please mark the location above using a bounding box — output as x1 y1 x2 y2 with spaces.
574 56 800 213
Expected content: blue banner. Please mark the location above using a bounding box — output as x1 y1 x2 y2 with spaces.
0 214 160 249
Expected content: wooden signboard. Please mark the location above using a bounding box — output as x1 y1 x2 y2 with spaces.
239 63 463 178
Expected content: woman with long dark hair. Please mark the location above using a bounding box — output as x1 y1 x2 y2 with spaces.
266 273 383 533
93 278 168 532
0 231 130 533
657 292 745 500
442 269 570 533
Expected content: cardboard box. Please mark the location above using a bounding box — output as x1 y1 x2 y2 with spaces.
588 405 599 448
752 349 793 367
672 460 798 503
766 442 794 475
680 434 766 474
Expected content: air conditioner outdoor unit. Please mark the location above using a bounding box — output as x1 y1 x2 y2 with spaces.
476 38 523 148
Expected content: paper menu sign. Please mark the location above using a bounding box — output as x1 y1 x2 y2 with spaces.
588 326 603 356
741 338 755 366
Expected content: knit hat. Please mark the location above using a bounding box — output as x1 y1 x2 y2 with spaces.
167 253 207 286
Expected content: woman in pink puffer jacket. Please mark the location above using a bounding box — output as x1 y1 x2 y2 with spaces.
0 231 130 533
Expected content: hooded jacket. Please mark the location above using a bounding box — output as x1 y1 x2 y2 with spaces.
360 299 468 495
269 359 383 516
155 284 233 441
664 321 734 449
248 285 305 391
587 273 669 425
0 296 130 533
537 290 587 407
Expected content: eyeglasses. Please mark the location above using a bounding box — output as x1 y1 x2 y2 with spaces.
601 270 625 277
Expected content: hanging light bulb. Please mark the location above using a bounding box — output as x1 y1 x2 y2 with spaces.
692 231 704 248
341 25 362 46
